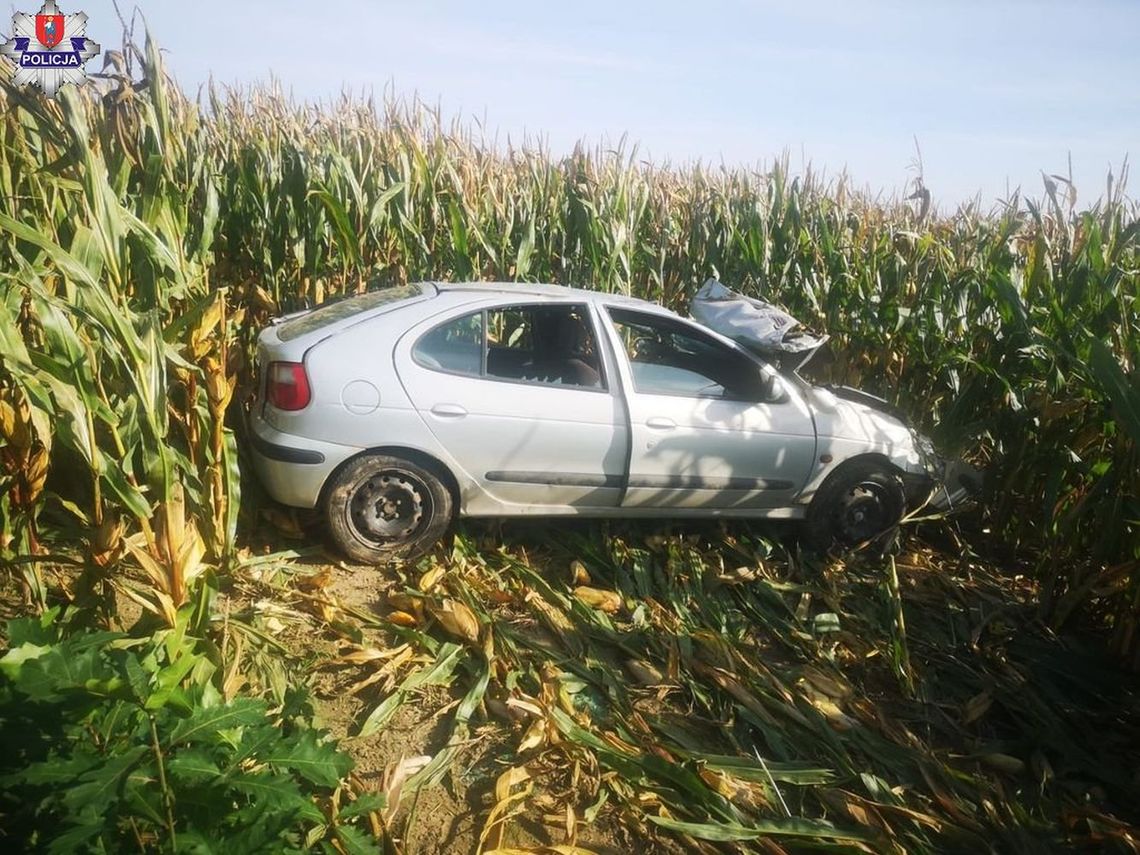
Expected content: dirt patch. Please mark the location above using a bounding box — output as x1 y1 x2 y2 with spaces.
279 555 633 854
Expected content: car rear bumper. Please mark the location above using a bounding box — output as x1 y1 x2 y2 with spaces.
247 414 360 509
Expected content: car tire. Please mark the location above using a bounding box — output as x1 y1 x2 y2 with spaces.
804 460 906 553
324 454 454 565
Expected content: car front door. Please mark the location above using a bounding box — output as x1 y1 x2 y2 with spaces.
395 300 627 510
602 307 817 510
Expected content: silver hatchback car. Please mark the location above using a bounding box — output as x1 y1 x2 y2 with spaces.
249 281 972 563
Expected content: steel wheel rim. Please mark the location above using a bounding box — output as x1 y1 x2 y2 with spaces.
346 469 430 546
834 481 892 543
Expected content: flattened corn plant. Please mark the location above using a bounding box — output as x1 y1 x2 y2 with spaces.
266 526 1140 853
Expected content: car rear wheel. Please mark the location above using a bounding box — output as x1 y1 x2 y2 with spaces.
804 461 906 553
324 454 454 564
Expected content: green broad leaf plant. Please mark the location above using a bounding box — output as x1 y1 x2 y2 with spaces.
0 608 376 854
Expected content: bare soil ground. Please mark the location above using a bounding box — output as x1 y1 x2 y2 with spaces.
279 549 638 855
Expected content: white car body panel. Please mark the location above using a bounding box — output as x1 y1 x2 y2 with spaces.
594 305 818 509
794 387 928 504
392 296 629 512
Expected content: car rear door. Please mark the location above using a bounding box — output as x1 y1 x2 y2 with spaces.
601 306 817 510
394 300 628 510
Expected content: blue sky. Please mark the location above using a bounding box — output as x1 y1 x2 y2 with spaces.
62 0 1140 206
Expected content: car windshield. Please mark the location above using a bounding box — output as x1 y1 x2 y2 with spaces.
277 284 424 341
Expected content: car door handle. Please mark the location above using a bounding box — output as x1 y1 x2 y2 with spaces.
430 403 468 418
646 416 676 430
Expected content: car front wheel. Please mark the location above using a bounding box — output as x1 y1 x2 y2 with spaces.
804 460 906 553
324 454 454 564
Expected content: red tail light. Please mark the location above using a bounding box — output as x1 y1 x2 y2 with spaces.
266 361 311 411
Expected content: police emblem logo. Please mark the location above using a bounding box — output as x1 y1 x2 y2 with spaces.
0 0 100 97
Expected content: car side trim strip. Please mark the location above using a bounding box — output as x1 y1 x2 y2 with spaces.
485 471 793 491
485 471 623 488
251 433 326 465
627 475 794 491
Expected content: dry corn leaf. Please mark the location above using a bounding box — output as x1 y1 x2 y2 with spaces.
625 659 664 686
518 719 547 752
222 638 247 701
494 766 532 803
115 580 177 627
431 597 480 643
348 657 410 696
481 766 534 853
386 591 418 610
980 752 1025 776
525 592 582 654
961 690 994 724
808 695 858 731
419 565 446 592
693 662 779 726
295 567 334 592
844 791 944 833
570 559 591 585
724 565 758 584
801 667 853 700
337 643 411 665
506 697 544 718
382 754 432 824
599 731 640 755
698 767 738 799
572 586 622 614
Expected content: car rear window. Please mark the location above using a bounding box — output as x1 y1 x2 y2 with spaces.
276 284 424 341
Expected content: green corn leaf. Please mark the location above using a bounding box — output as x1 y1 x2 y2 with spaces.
311 187 362 268
1089 339 1140 446
358 643 464 737
647 813 873 843
516 215 536 279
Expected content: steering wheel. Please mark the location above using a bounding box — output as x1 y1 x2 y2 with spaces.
630 336 665 362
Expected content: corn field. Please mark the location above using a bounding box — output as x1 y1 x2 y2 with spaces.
0 31 1139 853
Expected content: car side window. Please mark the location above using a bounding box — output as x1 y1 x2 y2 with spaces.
414 304 605 390
608 308 767 400
486 305 603 389
412 311 483 375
